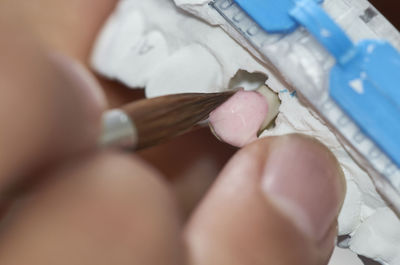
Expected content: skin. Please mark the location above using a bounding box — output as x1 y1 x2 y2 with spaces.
7 0 399 264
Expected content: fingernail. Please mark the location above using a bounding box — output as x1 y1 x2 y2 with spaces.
49 52 106 111
261 135 346 241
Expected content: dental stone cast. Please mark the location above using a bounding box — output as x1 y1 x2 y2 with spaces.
91 0 400 264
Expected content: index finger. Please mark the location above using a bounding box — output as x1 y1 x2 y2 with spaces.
0 23 105 195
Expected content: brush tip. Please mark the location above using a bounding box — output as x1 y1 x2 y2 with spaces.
123 90 237 150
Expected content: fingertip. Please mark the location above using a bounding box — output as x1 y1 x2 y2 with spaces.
0 37 107 184
260 134 346 241
47 52 107 151
49 52 107 113
185 134 345 265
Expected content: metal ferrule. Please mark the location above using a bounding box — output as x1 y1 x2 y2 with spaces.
99 109 138 148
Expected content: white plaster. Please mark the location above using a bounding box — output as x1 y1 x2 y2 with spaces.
367 44 376 54
329 247 364 265
91 0 267 97
350 79 365 94
321 28 332 38
350 208 400 265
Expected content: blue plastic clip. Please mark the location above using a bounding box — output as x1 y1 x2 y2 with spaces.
234 0 400 167
234 0 323 33
290 0 356 65
330 40 400 166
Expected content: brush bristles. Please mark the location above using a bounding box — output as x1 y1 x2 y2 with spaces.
121 91 235 149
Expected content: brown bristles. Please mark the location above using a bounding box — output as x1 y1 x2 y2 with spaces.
121 91 236 150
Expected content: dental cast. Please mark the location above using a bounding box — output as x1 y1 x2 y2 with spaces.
91 0 400 264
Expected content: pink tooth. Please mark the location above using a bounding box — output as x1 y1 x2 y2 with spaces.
209 90 269 147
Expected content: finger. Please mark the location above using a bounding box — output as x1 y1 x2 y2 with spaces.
0 151 183 265
185 134 346 265
0 0 118 61
0 26 106 188
0 0 135 108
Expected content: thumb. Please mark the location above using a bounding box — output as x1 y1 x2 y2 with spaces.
185 134 346 265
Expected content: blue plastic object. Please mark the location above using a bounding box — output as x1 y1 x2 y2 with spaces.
290 0 356 65
330 40 400 166
233 0 400 167
234 0 323 33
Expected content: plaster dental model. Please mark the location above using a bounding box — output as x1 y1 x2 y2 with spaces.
91 0 400 264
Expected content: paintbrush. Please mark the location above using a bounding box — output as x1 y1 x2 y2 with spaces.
99 90 236 150
0 91 235 204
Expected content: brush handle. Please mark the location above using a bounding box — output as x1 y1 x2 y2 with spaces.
99 109 138 148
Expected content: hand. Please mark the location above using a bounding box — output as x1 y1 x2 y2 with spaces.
0 1 346 264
